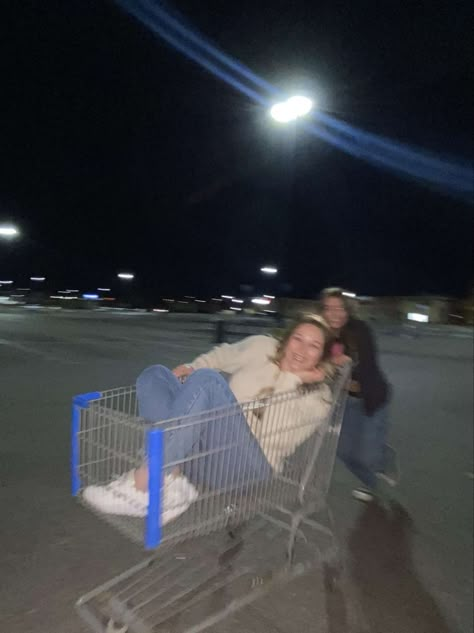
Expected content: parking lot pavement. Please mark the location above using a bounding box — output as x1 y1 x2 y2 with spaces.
0 309 472 632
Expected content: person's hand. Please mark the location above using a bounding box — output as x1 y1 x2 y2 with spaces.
172 364 194 379
348 379 361 393
333 353 352 367
293 367 326 384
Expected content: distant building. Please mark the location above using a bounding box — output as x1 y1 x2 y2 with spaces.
357 296 453 325
276 295 456 325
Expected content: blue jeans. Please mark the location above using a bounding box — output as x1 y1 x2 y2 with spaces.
136 365 272 490
337 396 389 489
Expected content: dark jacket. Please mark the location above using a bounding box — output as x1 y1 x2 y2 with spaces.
340 318 390 416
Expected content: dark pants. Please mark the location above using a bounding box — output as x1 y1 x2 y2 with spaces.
337 396 389 489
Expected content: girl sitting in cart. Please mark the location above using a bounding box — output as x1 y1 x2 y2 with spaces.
83 314 334 524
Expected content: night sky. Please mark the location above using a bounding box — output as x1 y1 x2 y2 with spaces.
1 0 472 301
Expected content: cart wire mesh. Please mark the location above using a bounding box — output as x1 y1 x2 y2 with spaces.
72 365 350 550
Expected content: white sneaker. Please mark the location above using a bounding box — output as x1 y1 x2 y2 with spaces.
351 487 375 503
161 474 199 525
82 471 148 517
376 472 397 487
82 471 199 525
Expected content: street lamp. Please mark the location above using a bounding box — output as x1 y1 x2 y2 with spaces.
30 277 46 282
260 266 278 275
117 273 134 280
270 96 314 123
0 225 19 238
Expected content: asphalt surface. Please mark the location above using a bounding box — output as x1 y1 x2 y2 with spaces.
0 308 472 633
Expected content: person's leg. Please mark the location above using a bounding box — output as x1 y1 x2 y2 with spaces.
136 364 181 421
134 367 240 490
362 404 399 490
84 368 271 519
163 368 272 490
337 396 362 464
337 397 377 489
363 404 390 475
351 405 389 490
337 397 367 478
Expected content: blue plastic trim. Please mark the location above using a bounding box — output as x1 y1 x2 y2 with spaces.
145 428 164 549
71 391 102 496
73 391 102 408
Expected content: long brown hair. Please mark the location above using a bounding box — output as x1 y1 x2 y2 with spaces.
319 287 358 361
319 287 353 316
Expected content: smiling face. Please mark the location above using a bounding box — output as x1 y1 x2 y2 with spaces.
322 296 349 332
280 323 325 373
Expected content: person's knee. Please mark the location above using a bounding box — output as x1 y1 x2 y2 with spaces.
136 364 169 389
188 368 227 388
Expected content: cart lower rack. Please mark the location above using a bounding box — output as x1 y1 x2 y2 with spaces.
72 365 351 633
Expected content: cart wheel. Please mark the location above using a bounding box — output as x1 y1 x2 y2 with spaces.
106 619 128 633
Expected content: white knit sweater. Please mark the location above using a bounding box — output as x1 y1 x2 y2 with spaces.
190 335 332 470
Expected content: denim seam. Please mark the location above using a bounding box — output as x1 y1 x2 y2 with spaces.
178 373 236 418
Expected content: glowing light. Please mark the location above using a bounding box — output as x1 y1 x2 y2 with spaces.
231 298 244 304
0 280 14 284
30 277 46 282
230 306 242 311
153 308 169 313
251 297 271 306
342 291 356 298
263 294 275 299
0 226 19 237
221 295 234 299
67 289 79 293
270 96 314 123
117 273 134 280
407 312 429 323
195 299 206 303
98 287 111 292
260 267 278 274
82 294 99 300
287 96 313 116
269 102 294 123
115 0 473 200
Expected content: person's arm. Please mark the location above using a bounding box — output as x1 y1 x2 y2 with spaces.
189 335 274 374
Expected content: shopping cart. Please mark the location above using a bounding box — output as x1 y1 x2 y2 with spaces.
72 364 351 633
